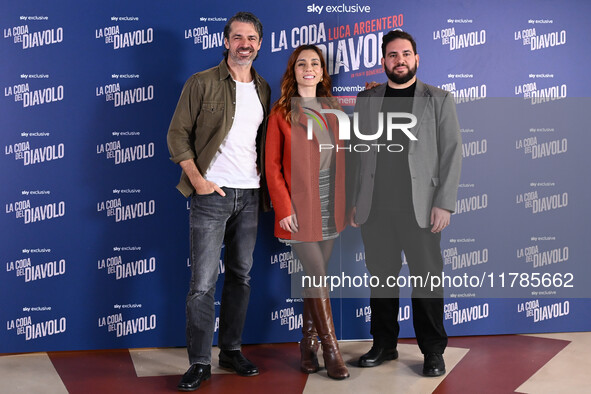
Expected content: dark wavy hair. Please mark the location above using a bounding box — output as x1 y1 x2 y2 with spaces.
272 45 337 123
223 12 263 59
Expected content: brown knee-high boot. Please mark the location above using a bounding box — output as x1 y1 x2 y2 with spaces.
300 298 320 373
308 293 349 380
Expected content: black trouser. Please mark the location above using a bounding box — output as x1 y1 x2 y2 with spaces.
361 211 447 354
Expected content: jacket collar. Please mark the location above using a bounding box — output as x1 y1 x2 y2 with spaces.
218 58 261 86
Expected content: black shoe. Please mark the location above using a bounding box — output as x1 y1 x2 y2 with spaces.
423 353 446 377
219 350 259 376
177 364 211 391
358 345 398 367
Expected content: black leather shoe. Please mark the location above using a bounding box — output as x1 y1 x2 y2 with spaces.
219 350 259 376
358 345 398 367
177 364 211 391
423 353 446 377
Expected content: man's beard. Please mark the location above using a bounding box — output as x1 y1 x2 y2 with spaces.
229 47 257 66
385 63 417 85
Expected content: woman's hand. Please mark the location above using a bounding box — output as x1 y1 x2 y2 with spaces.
279 214 299 233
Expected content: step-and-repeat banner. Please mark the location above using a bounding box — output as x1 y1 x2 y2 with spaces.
2 0 590 353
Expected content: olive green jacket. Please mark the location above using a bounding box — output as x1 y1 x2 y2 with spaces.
167 59 271 208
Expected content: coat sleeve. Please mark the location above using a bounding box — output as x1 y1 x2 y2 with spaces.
433 91 462 212
167 76 202 164
265 113 292 221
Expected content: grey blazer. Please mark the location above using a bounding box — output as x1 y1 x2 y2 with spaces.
350 79 462 228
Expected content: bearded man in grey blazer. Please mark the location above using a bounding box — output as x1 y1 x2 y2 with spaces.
349 30 462 377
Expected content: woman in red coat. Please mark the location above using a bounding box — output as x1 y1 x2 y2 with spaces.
265 45 348 380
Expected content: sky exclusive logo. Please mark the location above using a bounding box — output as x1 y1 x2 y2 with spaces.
306 3 371 14
302 107 417 152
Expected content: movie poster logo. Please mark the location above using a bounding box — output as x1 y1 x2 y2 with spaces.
517 238 568 269
439 78 487 104
456 124 487 160
97 254 156 280
271 303 302 331
516 184 568 214
96 139 155 165
3 16 63 49
514 77 567 105
5 196 66 224
95 78 154 107
355 304 409 323
443 245 488 272
6 313 66 341
270 14 403 77
98 308 157 338
6 253 66 283
453 192 488 216
515 132 567 160
4 79 64 108
432 19 486 51
96 191 155 222
95 17 153 50
514 20 566 51
5 140 65 166
444 301 489 325
270 250 303 274
517 299 569 322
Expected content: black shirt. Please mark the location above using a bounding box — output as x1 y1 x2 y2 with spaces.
370 82 416 215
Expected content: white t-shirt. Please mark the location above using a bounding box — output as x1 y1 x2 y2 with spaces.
205 80 263 188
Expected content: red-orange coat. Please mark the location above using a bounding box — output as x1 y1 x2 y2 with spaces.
265 105 346 241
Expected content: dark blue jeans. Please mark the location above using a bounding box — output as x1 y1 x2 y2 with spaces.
186 187 259 365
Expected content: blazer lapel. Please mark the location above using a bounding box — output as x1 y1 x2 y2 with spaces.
411 79 430 139
368 84 386 135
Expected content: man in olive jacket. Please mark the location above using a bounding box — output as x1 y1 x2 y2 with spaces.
167 12 270 391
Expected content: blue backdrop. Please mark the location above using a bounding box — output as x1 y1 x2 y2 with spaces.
2 0 590 353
